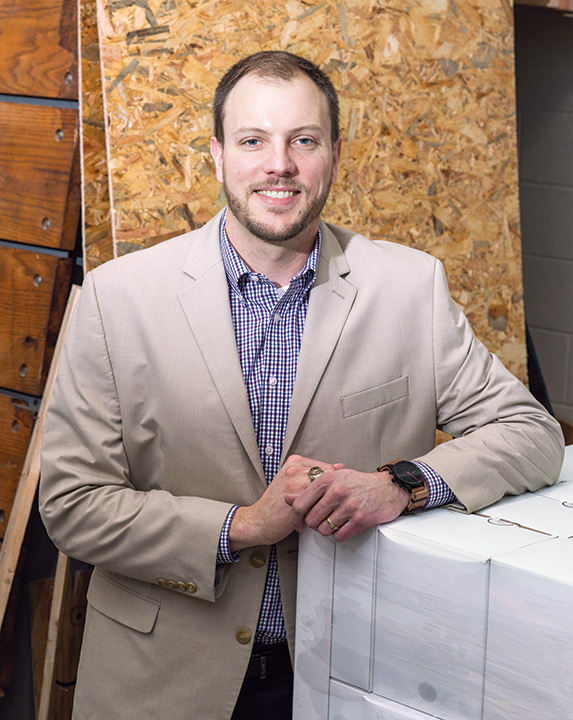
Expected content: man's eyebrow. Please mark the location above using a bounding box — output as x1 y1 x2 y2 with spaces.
231 125 327 137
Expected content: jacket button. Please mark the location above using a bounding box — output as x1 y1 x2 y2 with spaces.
249 552 266 568
176 582 186 591
165 580 176 589
157 578 167 587
236 630 251 645
185 582 197 594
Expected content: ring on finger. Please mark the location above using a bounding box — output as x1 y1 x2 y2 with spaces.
326 516 340 531
308 466 325 482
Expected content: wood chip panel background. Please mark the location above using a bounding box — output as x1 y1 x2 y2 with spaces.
84 0 527 382
80 0 114 269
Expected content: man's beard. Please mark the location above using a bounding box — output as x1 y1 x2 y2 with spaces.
223 178 332 244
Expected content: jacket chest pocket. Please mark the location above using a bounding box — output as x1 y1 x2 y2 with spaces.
340 375 409 418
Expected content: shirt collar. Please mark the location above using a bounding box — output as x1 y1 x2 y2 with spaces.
219 207 321 295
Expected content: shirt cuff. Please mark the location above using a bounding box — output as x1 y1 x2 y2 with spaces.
217 505 241 564
412 460 456 508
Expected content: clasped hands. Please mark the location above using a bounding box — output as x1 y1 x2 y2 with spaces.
229 454 410 552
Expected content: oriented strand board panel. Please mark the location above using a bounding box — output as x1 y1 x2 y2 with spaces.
0 0 78 99
0 247 72 396
0 102 81 250
80 0 114 271
0 394 36 540
93 0 526 382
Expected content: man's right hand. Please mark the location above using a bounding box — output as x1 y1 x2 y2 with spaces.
229 455 344 551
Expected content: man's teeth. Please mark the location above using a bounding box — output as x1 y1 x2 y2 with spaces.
257 190 297 199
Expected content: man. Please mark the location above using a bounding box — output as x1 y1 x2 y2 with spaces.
40 51 564 720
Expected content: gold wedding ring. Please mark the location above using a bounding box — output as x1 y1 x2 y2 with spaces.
326 516 340 531
307 466 325 482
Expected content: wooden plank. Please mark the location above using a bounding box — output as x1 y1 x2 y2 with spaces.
0 0 78 99
29 575 54 710
0 246 72 396
516 0 573 9
30 567 91 720
0 102 80 250
0 286 81 635
38 552 70 720
0 550 25 693
0 394 37 540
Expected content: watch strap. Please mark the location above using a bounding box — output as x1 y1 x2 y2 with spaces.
405 482 430 512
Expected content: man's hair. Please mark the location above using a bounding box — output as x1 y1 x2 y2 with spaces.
213 51 340 146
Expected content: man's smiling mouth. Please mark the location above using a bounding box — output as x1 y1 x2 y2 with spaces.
256 189 299 199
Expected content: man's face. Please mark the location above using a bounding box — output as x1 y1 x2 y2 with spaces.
210 72 341 246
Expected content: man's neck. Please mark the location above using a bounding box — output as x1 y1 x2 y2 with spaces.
224 215 319 288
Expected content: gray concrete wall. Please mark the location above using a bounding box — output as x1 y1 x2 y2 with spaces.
515 7 573 423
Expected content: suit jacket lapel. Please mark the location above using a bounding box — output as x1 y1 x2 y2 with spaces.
282 222 357 461
177 212 265 482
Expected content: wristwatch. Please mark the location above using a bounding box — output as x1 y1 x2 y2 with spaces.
377 460 429 513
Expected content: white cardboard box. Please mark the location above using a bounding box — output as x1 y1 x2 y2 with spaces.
329 679 435 720
294 509 552 720
536 478 573 503
480 491 573 537
294 446 572 720
368 512 549 719
483 536 573 720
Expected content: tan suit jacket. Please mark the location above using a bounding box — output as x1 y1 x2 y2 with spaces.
39 210 564 720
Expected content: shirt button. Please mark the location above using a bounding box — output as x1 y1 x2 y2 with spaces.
273 312 281 322
269 376 277 387
265 446 274 456
236 630 252 645
249 552 266 568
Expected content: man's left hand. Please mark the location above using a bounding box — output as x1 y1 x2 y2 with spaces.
284 467 410 542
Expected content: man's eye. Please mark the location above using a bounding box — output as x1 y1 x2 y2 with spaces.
244 139 260 147
295 137 314 146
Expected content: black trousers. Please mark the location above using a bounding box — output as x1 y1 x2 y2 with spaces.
231 642 293 720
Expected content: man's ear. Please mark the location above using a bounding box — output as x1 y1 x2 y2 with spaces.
210 136 224 183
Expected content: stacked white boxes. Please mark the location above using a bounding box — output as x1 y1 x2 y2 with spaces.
329 679 440 720
483 537 573 720
480 449 573 718
293 446 573 720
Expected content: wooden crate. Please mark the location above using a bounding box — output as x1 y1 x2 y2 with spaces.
30 567 91 719
0 0 78 99
0 394 36 541
0 102 80 250
0 246 72 396
0 394 36 540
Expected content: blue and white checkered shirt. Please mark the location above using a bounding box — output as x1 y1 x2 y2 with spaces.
216 209 455 643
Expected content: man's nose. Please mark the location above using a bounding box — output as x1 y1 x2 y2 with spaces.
263 142 297 176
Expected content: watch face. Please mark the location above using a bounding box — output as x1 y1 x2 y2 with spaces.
392 461 426 490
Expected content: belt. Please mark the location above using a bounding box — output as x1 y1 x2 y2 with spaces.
244 641 292 680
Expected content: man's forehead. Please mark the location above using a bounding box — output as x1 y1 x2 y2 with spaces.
222 72 330 126
234 70 304 89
